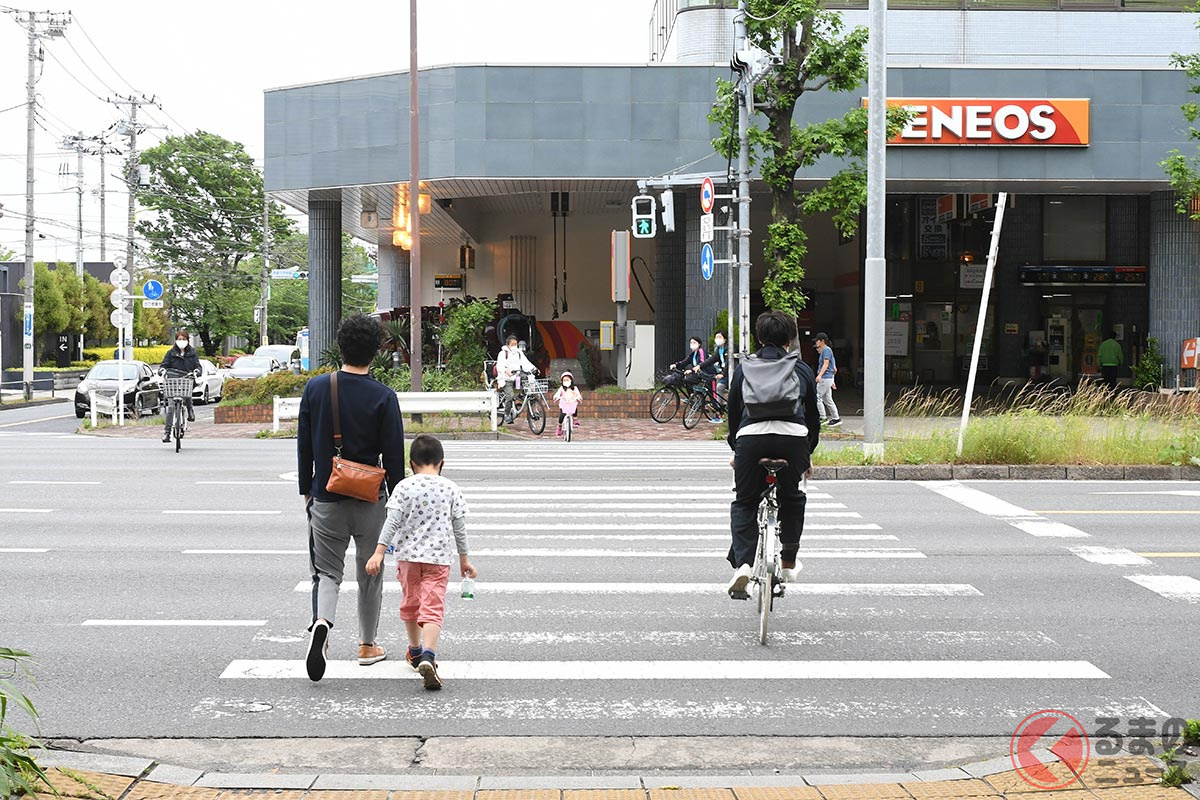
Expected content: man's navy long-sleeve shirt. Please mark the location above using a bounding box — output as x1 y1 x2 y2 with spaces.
297 370 405 501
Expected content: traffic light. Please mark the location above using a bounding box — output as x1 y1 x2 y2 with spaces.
660 190 675 233
631 195 656 239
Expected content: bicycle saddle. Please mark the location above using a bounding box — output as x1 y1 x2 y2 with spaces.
758 458 789 471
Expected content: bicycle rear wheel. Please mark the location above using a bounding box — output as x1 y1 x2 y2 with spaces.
174 414 183 453
682 393 704 429
526 395 547 435
649 387 679 423
563 414 573 442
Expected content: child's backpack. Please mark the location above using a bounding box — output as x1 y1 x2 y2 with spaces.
740 351 802 420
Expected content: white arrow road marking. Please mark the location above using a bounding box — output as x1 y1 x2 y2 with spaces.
293 581 983 596
220 659 1109 681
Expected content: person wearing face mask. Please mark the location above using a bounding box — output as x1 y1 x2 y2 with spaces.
672 336 707 372
552 371 583 437
159 330 201 443
494 334 537 424
691 331 729 392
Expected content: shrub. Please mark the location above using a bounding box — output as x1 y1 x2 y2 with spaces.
221 371 319 406
1133 337 1165 391
577 339 607 388
83 345 172 365
441 299 497 377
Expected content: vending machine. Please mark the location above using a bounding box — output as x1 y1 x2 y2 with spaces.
1046 316 1070 378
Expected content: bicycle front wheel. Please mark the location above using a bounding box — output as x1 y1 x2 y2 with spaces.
649 387 679 423
526 395 547 435
682 393 704 429
563 414 573 442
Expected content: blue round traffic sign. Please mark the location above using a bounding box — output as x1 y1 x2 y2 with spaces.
143 279 164 301
700 243 715 281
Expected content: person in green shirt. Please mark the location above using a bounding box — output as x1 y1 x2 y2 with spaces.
1098 330 1123 389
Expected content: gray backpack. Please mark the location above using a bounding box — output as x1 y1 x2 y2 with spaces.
741 350 802 420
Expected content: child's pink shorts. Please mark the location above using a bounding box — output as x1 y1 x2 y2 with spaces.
397 561 451 626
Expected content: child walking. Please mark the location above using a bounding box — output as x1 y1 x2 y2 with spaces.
366 434 476 690
553 371 583 437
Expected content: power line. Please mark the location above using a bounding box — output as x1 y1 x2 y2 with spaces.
71 15 139 95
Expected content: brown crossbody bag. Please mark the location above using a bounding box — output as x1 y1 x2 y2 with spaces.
325 371 387 502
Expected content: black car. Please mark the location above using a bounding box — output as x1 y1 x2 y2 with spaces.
74 360 163 419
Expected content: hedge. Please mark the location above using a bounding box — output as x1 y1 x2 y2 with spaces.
82 345 172 364
220 370 325 406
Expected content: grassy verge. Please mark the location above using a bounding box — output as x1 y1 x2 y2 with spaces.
813 414 1200 466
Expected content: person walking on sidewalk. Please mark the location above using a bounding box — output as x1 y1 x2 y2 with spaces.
367 434 477 691
298 313 406 682
813 332 841 428
1098 330 1124 390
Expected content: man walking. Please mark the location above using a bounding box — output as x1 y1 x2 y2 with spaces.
1098 330 1123 389
298 314 406 681
813 332 841 427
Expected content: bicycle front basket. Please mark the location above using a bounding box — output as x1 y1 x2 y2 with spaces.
163 377 192 399
529 378 550 395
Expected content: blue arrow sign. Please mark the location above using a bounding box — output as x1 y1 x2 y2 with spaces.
700 243 715 281
143 279 164 300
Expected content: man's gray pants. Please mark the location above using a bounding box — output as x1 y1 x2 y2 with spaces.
307 496 386 643
817 378 839 421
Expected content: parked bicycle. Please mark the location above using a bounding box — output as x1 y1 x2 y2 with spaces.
161 368 198 452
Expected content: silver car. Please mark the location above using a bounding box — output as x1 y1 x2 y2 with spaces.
254 345 302 373
229 355 283 379
192 359 226 404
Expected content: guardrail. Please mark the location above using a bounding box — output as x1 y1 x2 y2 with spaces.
273 390 498 433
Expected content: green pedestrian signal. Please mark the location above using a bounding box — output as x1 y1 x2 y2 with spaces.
631 195 657 239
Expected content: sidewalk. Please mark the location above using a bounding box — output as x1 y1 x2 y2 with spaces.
30 746 1199 799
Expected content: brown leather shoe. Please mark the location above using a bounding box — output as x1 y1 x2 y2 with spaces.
357 643 387 666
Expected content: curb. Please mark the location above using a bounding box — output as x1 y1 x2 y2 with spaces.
0 397 70 411
810 464 1200 481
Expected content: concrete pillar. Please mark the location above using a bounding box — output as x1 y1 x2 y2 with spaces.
308 191 343 368
1149 191 1200 387
376 243 412 314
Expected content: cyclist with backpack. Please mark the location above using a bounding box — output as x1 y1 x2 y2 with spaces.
724 311 820 598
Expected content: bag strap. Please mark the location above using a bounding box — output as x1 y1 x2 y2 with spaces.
330 371 343 456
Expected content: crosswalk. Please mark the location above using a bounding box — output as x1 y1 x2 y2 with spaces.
184 440 1178 732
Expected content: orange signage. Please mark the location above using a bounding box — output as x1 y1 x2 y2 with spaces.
871 99 1090 146
1182 338 1200 370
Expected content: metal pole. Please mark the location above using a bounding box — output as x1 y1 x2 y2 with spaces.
863 0 888 457
956 192 1007 457
22 12 36 401
737 81 752 357
409 0 423 392
99 148 106 261
75 134 84 360
260 191 270 347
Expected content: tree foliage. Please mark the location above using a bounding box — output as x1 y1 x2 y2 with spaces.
30 264 68 337
709 0 910 316
136 130 294 355
1162 5 1200 216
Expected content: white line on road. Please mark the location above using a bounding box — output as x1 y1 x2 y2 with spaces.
294 581 983 596
469 502 847 511
162 510 282 515
183 550 306 555
1068 546 1153 566
1124 575 1200 604
0 508 52 513
0 548 49 553
473 534 898 541
8 480 100 485
0 414 74 428
1092 490 1200 497
463 492 834 501
467 522 881 531
465 548 924 559
920 481 1090 538
82 620 267 627
221 659 1109 681
196 481 292 485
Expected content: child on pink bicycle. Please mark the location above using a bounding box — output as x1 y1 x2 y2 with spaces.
553 371 582 437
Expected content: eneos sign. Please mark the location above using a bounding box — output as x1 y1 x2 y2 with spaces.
874 99 1090 146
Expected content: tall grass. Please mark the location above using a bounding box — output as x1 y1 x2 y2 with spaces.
888 380 1200 422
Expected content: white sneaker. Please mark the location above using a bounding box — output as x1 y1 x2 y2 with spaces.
781 562 803 583
727 564 753 596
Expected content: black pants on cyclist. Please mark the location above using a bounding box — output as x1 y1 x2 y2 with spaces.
728 433 810 569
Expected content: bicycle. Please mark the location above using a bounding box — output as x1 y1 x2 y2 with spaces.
562 410 575 442
649 367 688 423
162 369 197 452
682 375 727 430
491 367 548 435
729 458 799 645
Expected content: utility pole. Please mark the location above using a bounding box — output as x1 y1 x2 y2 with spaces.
11 8 70 400
62 132 87 360
408 0 423 392
259 191 270 347
112 94 151 361
863 0 888 457
735 4 752 358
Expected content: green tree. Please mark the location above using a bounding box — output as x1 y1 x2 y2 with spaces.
51 265 86 334
29 264 69 337
82 275 113 345
136 130 294 355
709 0 910 315
1162 6 1200 215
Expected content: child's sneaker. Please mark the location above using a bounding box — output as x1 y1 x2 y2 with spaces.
555 426 562 437
416 651 442 690
405 646 423 671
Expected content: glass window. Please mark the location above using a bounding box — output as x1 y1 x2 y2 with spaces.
1043 196 1107 263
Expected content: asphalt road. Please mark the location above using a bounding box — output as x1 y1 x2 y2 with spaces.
1 423 1197 740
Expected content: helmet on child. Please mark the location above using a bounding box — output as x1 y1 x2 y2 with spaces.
560 371 574 385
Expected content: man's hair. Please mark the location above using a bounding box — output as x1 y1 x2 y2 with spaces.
755 311 796 348
506 334 518 345
409 434 444 467
1109 329 1118 339
336 313 385 367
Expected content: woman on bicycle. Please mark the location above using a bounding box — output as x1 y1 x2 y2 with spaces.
495 335 537 424
724 312 820 597
672 336 707 373
160 330 201 443
553 371 582 437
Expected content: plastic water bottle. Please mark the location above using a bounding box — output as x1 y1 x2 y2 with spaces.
383 543 397 567
460 577 476 599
